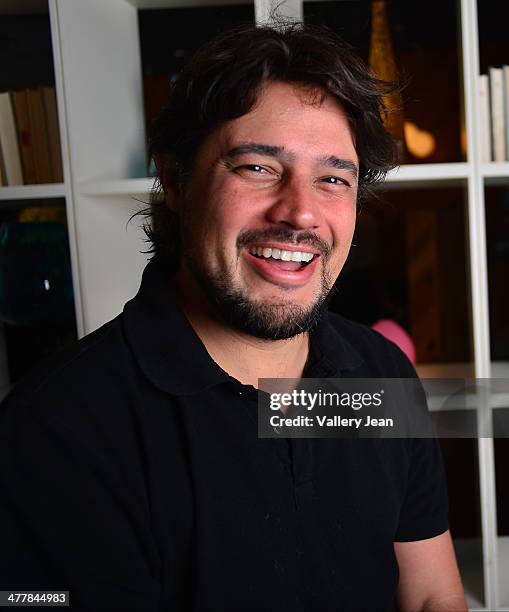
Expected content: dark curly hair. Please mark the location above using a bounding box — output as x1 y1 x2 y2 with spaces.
141 19 399 263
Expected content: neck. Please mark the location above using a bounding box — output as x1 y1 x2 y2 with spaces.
175 269 310 388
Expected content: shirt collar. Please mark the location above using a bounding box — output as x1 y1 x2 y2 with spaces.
304 306 363 378
123 257 363 395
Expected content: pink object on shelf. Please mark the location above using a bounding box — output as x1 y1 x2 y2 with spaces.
371 319 416 365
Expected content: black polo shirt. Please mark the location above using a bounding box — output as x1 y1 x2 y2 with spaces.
0 258 448 611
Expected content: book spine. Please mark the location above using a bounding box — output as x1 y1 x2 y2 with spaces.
27 87 52 184
0 323 9 402
42 86 63 183
0 142 5 186
504 65 509 162
489 66 507 162
0 92 23 185
13 90 37 184
479 74 491 163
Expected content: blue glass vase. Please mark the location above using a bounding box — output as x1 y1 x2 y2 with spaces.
0 222 74 325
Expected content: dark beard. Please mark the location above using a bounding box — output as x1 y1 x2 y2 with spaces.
190 265 331 340
182 228 334 340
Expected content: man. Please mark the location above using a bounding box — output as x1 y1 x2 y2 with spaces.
0 22 466 611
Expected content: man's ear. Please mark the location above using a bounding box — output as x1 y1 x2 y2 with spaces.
154 155 182 212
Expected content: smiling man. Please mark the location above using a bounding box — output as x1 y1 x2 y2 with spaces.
0 22 466 612
172 79 359 387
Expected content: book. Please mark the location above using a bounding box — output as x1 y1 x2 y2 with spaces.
42 86 63 182
479 74 491 163
0 92 23 185
489 66 506 162
0 144 5 186
12 90 37 184
27 87 52 183
504 65 509 162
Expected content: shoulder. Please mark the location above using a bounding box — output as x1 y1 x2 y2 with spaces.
0 312 156 495
326 311 417 378
0 314 137 421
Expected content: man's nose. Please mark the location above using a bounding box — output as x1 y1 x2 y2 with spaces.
265 174 323 231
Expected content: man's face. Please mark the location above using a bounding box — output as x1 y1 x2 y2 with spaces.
176 81 359 339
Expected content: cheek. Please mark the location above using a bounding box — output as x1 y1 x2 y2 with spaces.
330 204 357 244
328 209 357 271
213 187 258 244
193 194 248 267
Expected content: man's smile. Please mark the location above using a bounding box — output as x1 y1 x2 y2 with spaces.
243 243 321 286
248 244 317 264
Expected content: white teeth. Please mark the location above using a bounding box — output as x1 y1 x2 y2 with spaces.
249 246 315 263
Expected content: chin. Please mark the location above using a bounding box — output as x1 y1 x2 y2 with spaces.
187 254 332 339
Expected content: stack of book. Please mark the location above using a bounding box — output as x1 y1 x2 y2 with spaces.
0 87 63 187
479 66 509 163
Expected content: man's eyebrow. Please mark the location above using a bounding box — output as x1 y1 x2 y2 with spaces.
224 143 295 161
319 155 358 178
224 143 358 178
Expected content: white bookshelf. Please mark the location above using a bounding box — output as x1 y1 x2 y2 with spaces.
385 162 470 185
0 0 508 608
77 177 154 197
0 183 66 200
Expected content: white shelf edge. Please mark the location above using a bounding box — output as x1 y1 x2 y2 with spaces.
427 393 509 412
416 361 509 379
78 164 472 197
77 178 155 197
491 362 509 378
416 362 476 378
385 162 470 183
481 162 509 179
127 0 253 8
0 183 66 201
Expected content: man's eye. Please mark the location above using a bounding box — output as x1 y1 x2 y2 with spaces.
233 164 279 181
236 164 268 174
323 176 349 187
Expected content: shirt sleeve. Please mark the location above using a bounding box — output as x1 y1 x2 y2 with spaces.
394 437 449 542
0 393 161 611
377 336 450 542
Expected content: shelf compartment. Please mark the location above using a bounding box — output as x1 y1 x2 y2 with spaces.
442 439 484 603
0 197 78 393
303 0 465 165
0 3 53 91
329 184 472 366
0 2 65 187
138 2 255 150
485 187 509 364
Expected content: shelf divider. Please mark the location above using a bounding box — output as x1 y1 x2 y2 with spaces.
0 183 66 201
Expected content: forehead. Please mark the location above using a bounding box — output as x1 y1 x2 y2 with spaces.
211 81 358 164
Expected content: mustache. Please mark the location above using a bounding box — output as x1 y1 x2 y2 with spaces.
237 228 332 259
